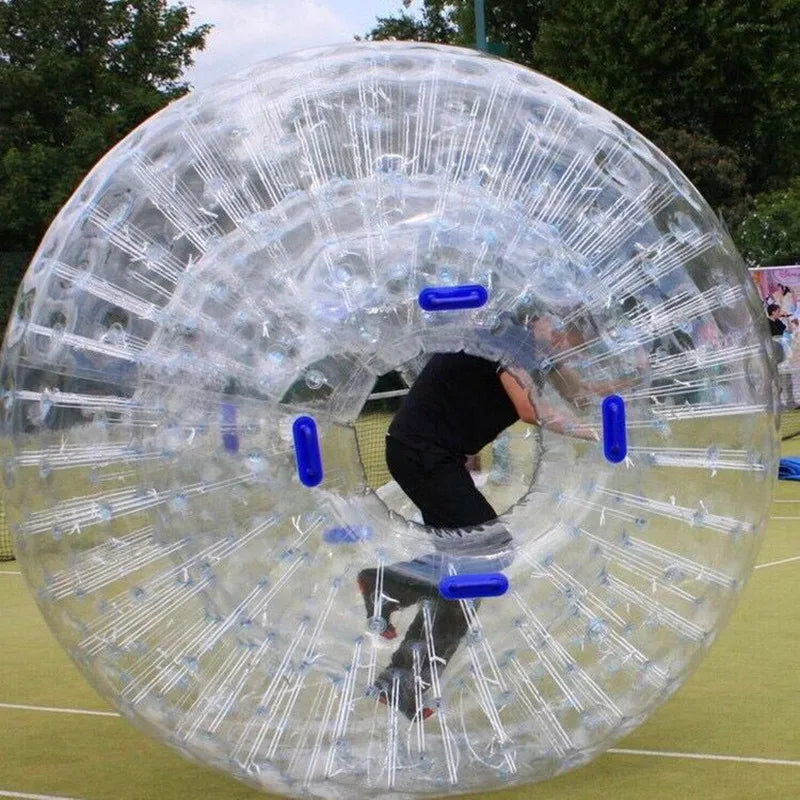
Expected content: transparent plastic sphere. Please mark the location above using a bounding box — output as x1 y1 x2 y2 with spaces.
0 42 781 798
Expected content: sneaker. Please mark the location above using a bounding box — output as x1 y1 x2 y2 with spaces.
372 668 433 722
357 569 401 640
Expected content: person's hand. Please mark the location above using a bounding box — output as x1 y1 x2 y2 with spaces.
634 347 651 372
536 406 599 442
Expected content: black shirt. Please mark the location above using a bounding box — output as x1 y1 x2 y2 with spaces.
769 317 786 336
388 352 519 456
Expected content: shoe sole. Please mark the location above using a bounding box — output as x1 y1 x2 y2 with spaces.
357 575 398 639
377 693 434 720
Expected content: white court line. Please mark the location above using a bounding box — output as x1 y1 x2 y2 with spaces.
754 555 800 570
770 516 800 520
609 747 800 767
0 571 21 575
2 701 799 772
0 792 84 800
0 702 119 718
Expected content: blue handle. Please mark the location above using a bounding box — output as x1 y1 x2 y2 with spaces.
322 525 374 543
221 402 239 453
418 284 488 311
439 573 509 599
601 394 627 463
292 415 323 487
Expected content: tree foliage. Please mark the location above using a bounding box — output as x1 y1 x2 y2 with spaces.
647 128 748 217
456 0 544 66
735 178 800 267
364 1 544 67
362 0 458 44
533 0 800 198
0 0 211 251
365 0 800 265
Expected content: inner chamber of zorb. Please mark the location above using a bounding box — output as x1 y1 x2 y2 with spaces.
0 43 780 797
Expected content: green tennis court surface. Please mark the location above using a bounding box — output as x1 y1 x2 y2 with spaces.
1 437 798 800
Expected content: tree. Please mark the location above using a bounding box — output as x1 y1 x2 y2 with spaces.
0 0 211 252
364 1 800 261
363 0 544 66
456 0 544 66
361 1 459 44
733 179 800 267
532 0 800 203
648 127 748 216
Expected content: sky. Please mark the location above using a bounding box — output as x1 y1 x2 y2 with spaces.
182 0 415 90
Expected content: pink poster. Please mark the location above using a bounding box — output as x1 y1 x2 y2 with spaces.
749 265 800 408
749 265 800 333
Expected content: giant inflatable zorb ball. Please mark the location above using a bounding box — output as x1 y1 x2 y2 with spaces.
0 42 781 797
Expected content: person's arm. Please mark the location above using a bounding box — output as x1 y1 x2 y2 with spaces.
548 352 646 406
500 369 598 442
545 365 630 407
534 403 599 441
500 370 539 424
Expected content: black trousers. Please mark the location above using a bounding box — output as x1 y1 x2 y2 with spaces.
384 434 497 528
366 435 499 717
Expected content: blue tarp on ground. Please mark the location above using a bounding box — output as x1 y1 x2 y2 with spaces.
778 457 800 480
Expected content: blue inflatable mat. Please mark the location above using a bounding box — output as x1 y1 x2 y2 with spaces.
778 457 800 481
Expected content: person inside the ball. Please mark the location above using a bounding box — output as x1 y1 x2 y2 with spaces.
359 311 633 721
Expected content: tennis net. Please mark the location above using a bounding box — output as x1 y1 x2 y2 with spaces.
354 389 405 489
0 501 12 561
778 362 800 440
782 408 800 440
1 366 794 562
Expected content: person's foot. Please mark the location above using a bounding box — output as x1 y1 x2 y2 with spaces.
372 668 433 721
357 569 401 639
